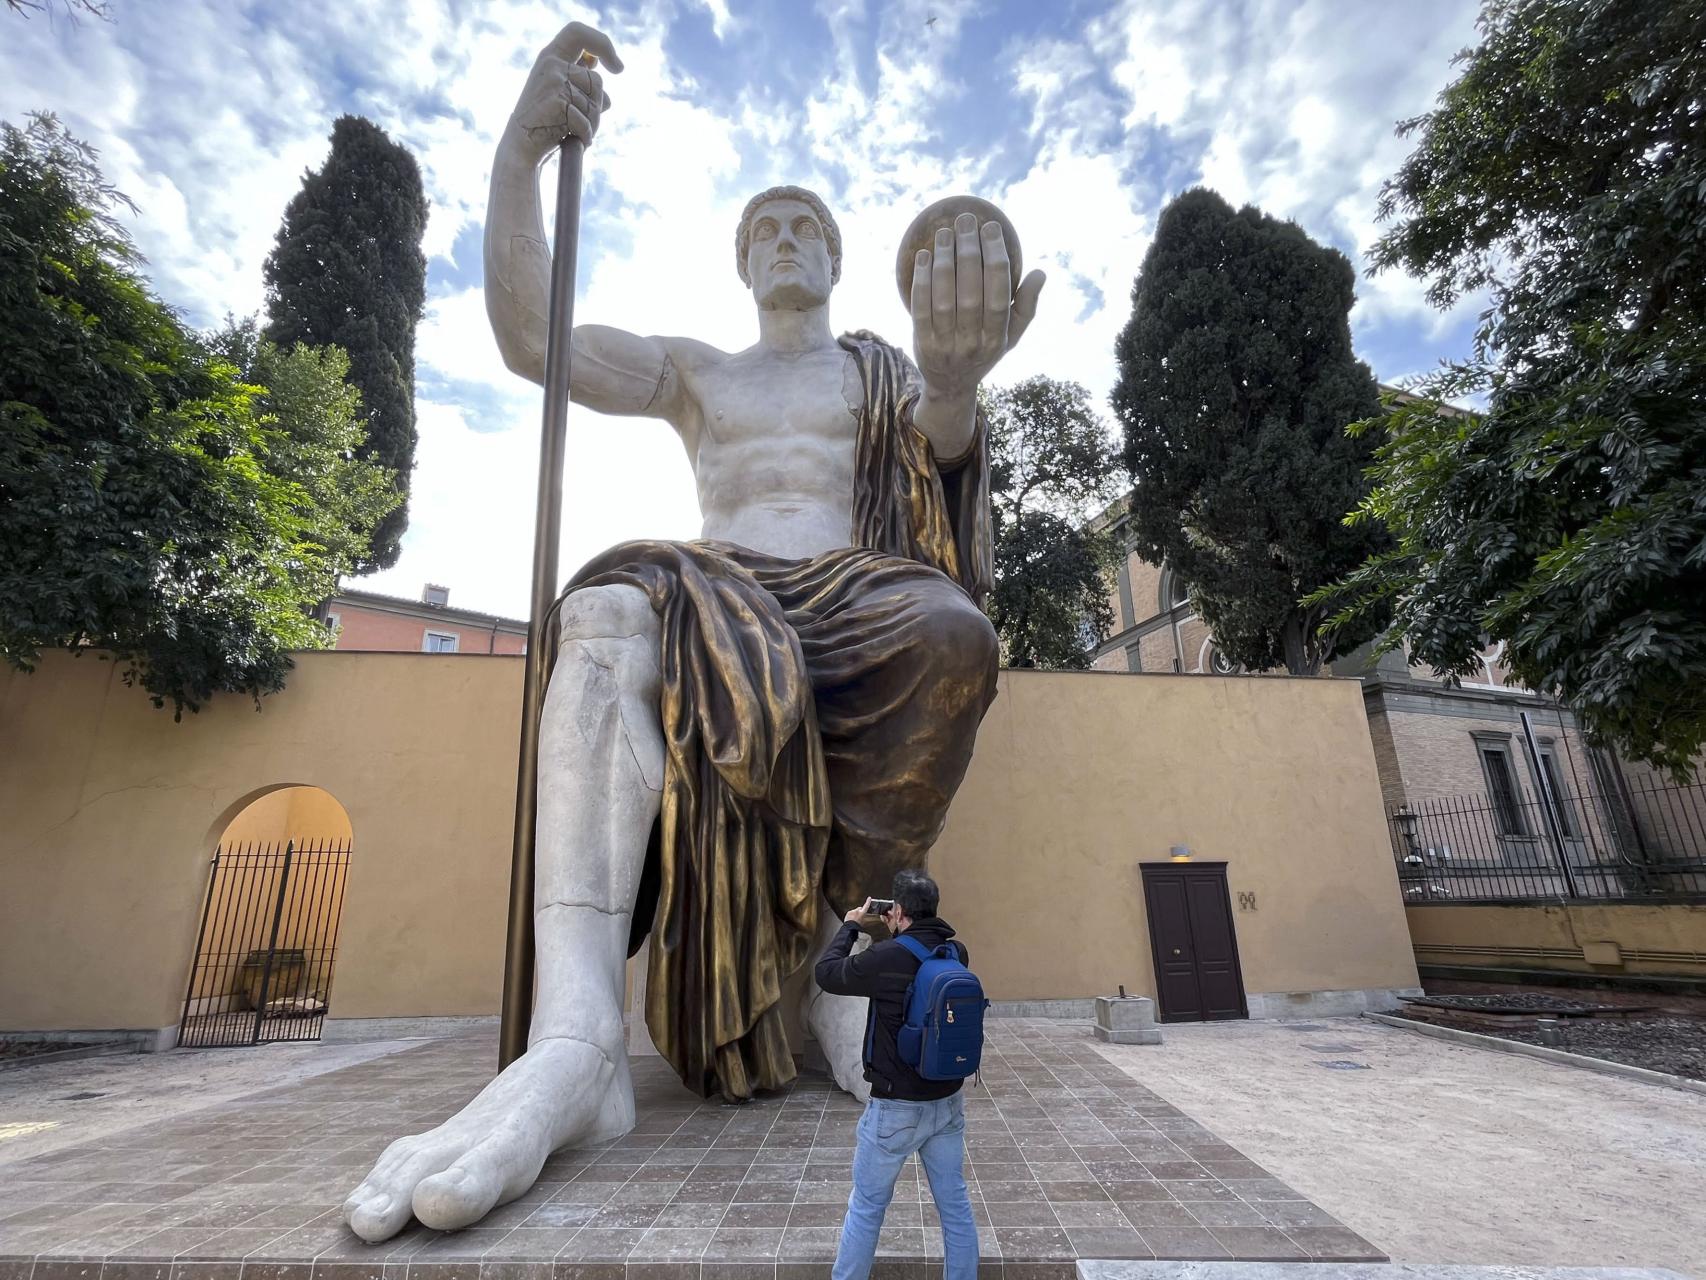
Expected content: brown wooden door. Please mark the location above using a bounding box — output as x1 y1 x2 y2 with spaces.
1140 862 1247 1023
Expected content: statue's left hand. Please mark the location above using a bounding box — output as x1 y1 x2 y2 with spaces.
911 214 1045 396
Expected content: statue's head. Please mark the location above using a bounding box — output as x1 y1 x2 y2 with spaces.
735 185 842 310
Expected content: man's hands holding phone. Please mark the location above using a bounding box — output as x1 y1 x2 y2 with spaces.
844 897 898 926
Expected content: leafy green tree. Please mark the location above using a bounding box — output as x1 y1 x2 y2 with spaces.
1112 187 1389 676
210 318 399 589
0 114 395 715
985 377 1122 669
1320 0 1706 775
264 114 427 572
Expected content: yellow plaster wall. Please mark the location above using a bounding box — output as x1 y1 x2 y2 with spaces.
933 670 1418 1000
0 653 517 1033
0 652 1416 1034
1406 902 1706 976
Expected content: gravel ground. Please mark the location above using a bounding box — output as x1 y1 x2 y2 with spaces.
1392 1008 1706 1080
1426 976 1706 1017
1409 993 1641 1014
1405 980 1706 1081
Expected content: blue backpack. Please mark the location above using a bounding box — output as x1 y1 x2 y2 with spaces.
881 934 989 1081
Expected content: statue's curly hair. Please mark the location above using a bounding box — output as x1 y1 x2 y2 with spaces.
734 185 842 286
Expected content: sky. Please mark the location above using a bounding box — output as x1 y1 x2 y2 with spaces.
2 0 1486 621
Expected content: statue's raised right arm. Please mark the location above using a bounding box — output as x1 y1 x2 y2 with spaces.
484 23 683 421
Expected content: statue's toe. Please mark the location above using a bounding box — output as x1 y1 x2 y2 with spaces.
345 1185 411 1243
412 1139 516 1232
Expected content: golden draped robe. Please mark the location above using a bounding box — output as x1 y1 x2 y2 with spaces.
545 330 997 1100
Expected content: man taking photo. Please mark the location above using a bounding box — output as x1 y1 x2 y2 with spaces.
814 870 978 1280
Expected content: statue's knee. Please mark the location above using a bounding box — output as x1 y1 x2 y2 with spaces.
927 599 999 675
557 584 657 647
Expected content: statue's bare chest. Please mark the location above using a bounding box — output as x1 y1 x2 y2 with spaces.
692 350 861 455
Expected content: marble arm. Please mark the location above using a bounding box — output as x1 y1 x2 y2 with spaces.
911 385 980 462
483 123 675 419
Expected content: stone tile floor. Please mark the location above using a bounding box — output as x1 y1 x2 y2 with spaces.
0 1020 1380 1279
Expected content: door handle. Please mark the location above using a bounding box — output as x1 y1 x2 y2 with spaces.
1172 948 1182 956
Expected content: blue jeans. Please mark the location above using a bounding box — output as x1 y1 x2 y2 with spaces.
832 1093 978 1280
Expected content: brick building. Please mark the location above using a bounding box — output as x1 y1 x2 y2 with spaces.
322 584 528 656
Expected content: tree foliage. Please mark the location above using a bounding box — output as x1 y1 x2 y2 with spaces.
984 377 1123 669
1112 187 1389 676
0 114 395 715
1319 0 1706 774
264 114 427 572
210 317 400 588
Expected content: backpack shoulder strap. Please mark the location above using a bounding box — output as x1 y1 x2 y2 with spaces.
893 934 932 964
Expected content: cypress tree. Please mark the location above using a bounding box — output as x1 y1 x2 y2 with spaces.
264 114 426 571
1112 187 1389 675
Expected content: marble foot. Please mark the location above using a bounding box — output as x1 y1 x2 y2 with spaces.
342 1036 632 1241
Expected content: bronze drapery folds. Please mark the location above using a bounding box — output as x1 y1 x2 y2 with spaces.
541 332 997 1100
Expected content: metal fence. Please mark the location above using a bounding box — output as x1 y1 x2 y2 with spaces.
1390 777 1706 903
177 839 351 1047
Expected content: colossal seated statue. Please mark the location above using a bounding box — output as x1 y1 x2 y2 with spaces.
344 20 1045 1242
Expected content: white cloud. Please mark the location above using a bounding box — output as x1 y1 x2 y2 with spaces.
2 0 1488 620
1102 0 1483 334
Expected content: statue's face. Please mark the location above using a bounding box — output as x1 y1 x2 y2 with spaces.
745 197 834 310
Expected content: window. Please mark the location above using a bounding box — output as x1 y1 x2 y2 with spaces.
1478 744 1528 836
1538 750 1579 837
324 611 341 632
1158 566 1190 612
423 630 459 653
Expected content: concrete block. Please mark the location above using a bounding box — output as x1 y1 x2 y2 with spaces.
1093 995 1161 1045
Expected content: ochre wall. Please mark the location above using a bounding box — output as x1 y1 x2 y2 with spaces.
1406 903 1706 977
0 652 1416 1035
0 653 518 1034
933 671 1418 1000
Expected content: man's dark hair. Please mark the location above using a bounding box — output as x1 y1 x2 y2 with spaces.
892 869 939 920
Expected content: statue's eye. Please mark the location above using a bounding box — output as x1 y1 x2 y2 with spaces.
796 219 820 239
755 220 777 240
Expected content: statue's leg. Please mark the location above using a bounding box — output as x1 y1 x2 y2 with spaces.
343 584 664 1242
803 903 874 1100
797 571 999 1093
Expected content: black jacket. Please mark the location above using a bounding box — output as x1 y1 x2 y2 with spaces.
814 915 968 1101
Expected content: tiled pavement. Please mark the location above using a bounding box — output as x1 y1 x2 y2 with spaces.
0 1020 1381 1280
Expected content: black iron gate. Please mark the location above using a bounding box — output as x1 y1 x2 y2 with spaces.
177 839 351 1047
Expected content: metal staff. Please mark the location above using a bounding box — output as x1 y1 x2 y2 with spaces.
500 60 597 1069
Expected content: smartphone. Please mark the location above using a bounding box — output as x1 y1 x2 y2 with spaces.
868 898 895 915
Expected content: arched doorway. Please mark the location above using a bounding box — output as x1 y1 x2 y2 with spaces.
177 786 353 1048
